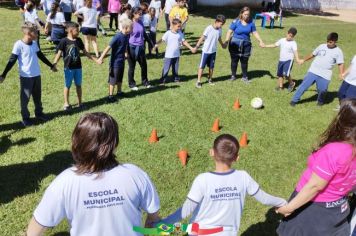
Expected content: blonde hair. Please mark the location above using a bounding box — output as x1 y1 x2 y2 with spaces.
22 22 37 33
120 19 133 30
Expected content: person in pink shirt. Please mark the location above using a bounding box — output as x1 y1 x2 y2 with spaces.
108 0 121 31
276 98 356 236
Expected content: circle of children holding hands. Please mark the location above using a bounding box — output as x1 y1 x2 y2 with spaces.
24 103 356 236
1 1 356 235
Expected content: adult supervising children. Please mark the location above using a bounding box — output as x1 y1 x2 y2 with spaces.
224 6 265 83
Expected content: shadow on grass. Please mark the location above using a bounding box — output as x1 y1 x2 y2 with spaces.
0 2 19 10
52 232 70 236
298 91 338 105
0 131 36 155
0 150 73 204
241 208 282 236
0 85 180 132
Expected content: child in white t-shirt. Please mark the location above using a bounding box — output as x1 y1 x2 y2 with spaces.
161 134 287 236
264 27 303 92
0 22 57 127
338 55 356 102
194 14 227 88
154 18 196 84
291 32 344 106
26 112 161 236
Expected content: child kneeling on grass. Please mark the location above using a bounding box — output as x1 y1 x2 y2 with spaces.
154 18 196 84
161 134 287 236
26 112 161 236
264 27 303 92
0 22 57 127
53 22 99 111
98 19 133 103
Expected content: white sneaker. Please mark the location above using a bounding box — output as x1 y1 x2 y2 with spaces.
46 36 51 41
208 79 215 86
146 84 152 88
131 86 139 91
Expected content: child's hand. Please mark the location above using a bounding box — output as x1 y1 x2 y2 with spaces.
259 41 265 48
96 58 103 65
297 59 304 65
275 205 293 217
191 47 197 54
0 75 5 83
51 65 58 72
125 52 128 59
339 73 344 80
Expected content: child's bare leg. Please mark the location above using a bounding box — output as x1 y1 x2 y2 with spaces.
91 36 99 57
64 87 70 107
287 75 294 85
76 86 82 105
197 68 203 83
209 68 214 80
277 77 284 88
84 35 90 53
109 84 115 96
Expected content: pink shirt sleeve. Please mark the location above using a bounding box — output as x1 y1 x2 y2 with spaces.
311 146 336 182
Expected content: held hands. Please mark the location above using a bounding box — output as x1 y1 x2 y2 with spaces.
191 47 197 54
96 57 103 65
259 41 265 48
339 73 344 80
51 64 58 72
297 59 304 65
275 204 293 217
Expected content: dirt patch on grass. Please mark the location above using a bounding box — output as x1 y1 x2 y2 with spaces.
290 9 356 23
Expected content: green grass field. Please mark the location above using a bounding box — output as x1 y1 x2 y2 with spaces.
0 4 355 235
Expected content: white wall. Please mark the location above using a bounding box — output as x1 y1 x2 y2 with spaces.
197 0 356 9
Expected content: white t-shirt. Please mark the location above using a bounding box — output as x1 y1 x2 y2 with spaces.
46 12 66 25
40 0 54 15
345 56 356 86
202 25 222 54
60 0 73 12
187 170 260 236
309 43 344 81
150 16 158 32
275 38 297 62
76 7 97 28
73 0 84 11
164 0 176 14
149 0 161 18
33 164 160 236
24 9 39 24
128 0 140 8
12 40 41 78
162 30 185 58
142 13 151 28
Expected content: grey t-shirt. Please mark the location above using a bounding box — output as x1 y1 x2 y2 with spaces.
309 43 344 80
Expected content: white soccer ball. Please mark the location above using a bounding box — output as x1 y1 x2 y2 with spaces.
251 97 263 109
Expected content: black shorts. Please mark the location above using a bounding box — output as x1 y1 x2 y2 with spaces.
108 66 124 85
277 191 350 236
81 27 97 36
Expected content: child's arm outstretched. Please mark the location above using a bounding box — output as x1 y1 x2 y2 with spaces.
252 188 287 207
219 37 226 49
161 198 199 224
294 50 304 65
194 35 205 51
183 40 197 54
342 63 352 79
37 51 57 72
97 46 111 64
82 49 99 64
0 53 18 83
337 63 345 80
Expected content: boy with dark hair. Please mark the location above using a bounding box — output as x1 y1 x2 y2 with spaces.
290 32 344 106
53 22 98 110
161 134 287 235
194 14 227 88
0 22 57 127
98 19 133 103
264 27 303 92
154 18 196 84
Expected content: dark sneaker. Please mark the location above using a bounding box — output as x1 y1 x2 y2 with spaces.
317 102 324 106
78 104 87 109
287 81 296 93
22 118 33 127
290 101 296 107
35 113 50 122
275 87 283 92
196 82 202 88
116 92 125 98
174 78 180 83
230 75 237 81
208 79 215 86
107 95 117 103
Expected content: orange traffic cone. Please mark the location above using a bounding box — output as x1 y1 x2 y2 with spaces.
211 119 220 132
177 150 188 166
149 129 159 143
239 132 248 147
233 99 241 110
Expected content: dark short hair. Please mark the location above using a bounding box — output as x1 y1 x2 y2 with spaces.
172 18 182 25
72 112 119 174
131 6 142 15
213 134 240 163
216 14 226 24
288 27 297 36
327 32 338 42
65 21 79 29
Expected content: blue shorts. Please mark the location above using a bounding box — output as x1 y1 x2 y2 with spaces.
277 60 293 77
199 52 216 69
81 27 97 36
64 68 82 88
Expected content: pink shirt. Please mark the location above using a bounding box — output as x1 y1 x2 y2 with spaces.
296 142 356 202
108 0 121 13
